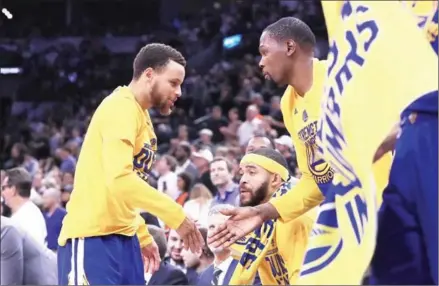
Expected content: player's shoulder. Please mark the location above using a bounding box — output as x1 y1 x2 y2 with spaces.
98 86 137 112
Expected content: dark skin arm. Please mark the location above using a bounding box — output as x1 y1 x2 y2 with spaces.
207 203 280 248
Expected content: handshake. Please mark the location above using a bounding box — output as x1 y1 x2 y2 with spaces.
142 216 204 274
175 216 205 253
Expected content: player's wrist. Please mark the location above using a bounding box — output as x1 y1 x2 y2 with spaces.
254 203 278 222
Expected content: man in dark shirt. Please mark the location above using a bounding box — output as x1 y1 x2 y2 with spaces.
147 225 188 285
205 106 228 143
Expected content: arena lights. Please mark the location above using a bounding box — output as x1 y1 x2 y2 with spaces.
1 8 13 19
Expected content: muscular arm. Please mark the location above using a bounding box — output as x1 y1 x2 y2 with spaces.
1 226 24 285
268 137 324 223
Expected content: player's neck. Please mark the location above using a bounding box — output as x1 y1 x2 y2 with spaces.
128 81 151 110
289 56 314 97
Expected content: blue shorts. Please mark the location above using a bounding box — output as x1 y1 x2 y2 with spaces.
58 234 144 285
371 112 438 284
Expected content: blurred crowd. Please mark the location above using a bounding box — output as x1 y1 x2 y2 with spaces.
1 0 329 285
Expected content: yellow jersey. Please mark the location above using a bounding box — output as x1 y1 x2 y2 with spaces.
58 86 185 247
270 60 331 222
232 213 314 284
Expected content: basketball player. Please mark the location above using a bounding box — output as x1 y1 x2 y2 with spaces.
208 17 331 246
57 43 203 285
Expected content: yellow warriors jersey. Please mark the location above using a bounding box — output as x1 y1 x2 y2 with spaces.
232 214 314 284
58 86 185 247
270 59 331 222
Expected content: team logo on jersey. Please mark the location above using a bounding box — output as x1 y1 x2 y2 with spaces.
297 120 334 189
133 143 156 182
150 138 157 148
303 110 308 122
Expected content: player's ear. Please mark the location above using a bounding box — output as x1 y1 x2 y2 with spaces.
143 67 155 81
271 174 282 188
286 40 296 57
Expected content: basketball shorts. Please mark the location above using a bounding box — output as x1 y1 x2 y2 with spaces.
58 234 145 285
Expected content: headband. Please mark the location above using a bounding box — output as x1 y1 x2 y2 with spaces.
240 153 289 181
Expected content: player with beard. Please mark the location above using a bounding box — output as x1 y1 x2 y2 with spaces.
57 44 203 285
237 147 314 284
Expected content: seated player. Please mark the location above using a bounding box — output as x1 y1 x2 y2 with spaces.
232 147 314 284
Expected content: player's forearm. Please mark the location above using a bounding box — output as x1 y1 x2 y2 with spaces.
109 173 186 229
102 139 186 229
136 216 154 247
270 176 324 223
255 202 280 221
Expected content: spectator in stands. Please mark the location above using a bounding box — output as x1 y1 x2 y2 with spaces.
0 216 57 285
69 127 83 147
55 146 76 174
237 105 264 148
177 125 190 142
42 187 66 252
156 155 179 200
214 146 229 158
174 142 198 180
205 106 229 144
209 157 239 207
266 96 286 136
1 167 47 245
191 148 215 194
165 229 186 271
181 227 214 285
5 143 40 177
198 204 239 286
220 107 242 146
147 225 188 285
61 171 74 191
30 171 44 206
250 93 270 115
246 135 276 154
176 172 192 206
184 183 213 227
194 129 214 153
274 135 298 173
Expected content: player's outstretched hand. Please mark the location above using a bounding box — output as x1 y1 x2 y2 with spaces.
142 240 161 274
207 206 264 248
176 217 204 253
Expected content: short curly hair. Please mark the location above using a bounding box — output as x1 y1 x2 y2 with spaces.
132 43 186 79
264 17 316 50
